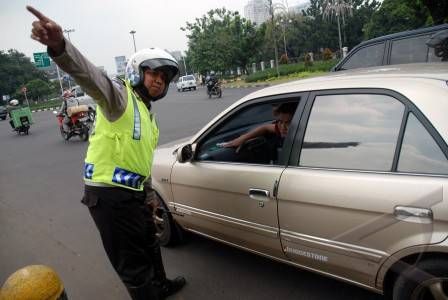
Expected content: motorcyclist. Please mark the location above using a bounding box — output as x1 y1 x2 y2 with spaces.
206 71 218 94
60 89 77 131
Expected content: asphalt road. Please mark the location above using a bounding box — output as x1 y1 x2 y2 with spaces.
0 85 383 300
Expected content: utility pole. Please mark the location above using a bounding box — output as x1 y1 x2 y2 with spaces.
63 29 75 90
130 30 137 53
269 0 280 77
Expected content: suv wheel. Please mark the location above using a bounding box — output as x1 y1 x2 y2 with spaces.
393 259 448 300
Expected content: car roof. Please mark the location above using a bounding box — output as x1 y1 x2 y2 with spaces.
245 63 448 99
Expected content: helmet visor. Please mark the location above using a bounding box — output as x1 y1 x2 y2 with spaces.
141 58 179 83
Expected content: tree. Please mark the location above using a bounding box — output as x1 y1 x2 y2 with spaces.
0 49 48 98
363 0 432 39
421 0 448 24
182 8 263 74
23 79 51 102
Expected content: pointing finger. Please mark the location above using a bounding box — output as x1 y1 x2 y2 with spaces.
26 5 50 22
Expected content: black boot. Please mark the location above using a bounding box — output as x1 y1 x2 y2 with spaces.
153 276 186 299
126 280 160 300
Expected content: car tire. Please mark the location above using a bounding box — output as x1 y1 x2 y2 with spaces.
392 259 448 300
1 116 5 120
193 87 196 91
153 194 185 247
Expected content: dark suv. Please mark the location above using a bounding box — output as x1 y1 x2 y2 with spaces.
332 24 448 71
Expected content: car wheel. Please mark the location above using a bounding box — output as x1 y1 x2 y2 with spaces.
393 259 448 300
1 116 5 120
153 194 184 247
193 87 196 90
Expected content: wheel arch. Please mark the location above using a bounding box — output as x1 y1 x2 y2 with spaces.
378 244 448 297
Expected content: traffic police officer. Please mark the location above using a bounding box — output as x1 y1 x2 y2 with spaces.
27 6 186 300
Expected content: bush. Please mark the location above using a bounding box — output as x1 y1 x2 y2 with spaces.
304 53 313 67
323 48 333 60
279 54 289 65
245 59 338 83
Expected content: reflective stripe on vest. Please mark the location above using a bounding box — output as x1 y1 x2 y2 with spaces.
131 92 141 140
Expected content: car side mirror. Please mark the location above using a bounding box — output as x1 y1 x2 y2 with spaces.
177 144 194 163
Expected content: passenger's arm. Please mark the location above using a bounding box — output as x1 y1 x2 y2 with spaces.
222 124 275 148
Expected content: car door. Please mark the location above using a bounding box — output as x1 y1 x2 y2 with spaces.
170 96 306 258
277 89 448 288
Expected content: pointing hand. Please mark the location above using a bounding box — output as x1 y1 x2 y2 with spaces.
27 6 65 54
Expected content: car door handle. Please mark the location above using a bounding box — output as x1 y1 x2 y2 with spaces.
394 206 433 224
249 189 270 202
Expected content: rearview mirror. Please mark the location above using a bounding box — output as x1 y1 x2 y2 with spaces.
177 144 194 163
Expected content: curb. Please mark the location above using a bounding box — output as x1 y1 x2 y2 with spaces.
224 84 271 89
31 107 59 113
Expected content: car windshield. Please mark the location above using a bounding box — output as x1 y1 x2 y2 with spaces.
184 75 195 81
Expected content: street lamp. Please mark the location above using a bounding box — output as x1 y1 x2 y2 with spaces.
63 28 75 90
273 3 290 57
63 29 75 42
268 0 280 77
129 30 137 53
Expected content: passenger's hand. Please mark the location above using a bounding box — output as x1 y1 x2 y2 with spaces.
221 137 244 148
27 6 65 55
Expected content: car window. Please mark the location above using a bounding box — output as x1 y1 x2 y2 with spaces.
185 75 195 81
428 30 448 62
197 100 300 165
299 94 404 171
340 43 385 70
390 34 431 65
398 113 448 175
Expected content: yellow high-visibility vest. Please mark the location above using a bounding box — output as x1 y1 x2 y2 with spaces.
84 80 159 191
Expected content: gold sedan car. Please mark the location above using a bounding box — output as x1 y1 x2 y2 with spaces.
152 63 448 300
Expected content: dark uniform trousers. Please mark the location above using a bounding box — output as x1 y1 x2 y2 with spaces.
82 185 166 298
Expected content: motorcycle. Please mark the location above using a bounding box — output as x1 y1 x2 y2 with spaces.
9 106 33 135
54 105 95 141
206 81 222 98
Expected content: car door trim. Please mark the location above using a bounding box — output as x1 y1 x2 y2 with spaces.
174 203 279 239
280 229 387 262
186 227 382 294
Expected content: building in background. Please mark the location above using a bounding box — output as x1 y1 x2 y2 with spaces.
290 0 310 14
115 56 127 76
244 0 270 26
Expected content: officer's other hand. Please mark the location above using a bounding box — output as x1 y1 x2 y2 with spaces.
27 6 64 55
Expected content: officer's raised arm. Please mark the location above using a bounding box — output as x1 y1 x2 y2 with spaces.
27 6 126 120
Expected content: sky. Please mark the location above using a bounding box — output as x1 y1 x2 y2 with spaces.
1 0 307 74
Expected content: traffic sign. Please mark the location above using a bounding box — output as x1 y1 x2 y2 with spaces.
33 52 51 68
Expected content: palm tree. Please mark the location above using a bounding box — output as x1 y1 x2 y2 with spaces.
323 0 353 56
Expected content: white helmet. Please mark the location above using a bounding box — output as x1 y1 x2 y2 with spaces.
125 47 179 101
9 99 19 106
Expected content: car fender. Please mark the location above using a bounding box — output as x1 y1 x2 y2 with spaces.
376 236 448 291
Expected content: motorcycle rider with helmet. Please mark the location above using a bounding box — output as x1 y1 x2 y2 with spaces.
28 6 185 300
206 71 218 95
